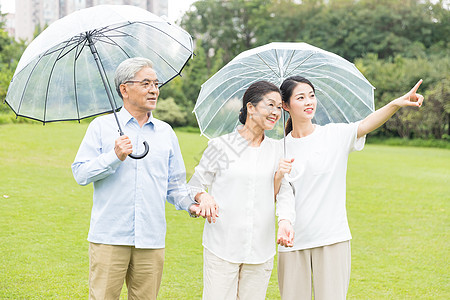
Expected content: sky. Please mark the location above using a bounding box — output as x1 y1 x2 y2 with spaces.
0 0 196 22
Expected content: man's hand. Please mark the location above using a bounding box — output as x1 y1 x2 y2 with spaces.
277 219 294 247
195 192 219 223
115 135 133 161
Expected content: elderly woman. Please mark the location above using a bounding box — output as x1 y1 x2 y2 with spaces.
189 80 295 300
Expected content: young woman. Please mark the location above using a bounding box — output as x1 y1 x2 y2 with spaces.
189 80 295 300
277 76 424 300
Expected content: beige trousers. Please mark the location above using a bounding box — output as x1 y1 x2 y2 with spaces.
202 247 274 300
89 243 165 300
278 240 351 300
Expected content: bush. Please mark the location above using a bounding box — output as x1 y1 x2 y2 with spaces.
152 97 188 127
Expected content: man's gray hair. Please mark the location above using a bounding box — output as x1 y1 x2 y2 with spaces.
114 57 154 99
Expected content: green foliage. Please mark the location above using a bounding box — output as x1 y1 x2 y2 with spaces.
176 0 449 139
0 18 26 113
152 97 188 127
181 0 272 64
0 0 448 140
355 54 450 139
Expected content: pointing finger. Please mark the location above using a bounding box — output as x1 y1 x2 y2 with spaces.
410 79 423 94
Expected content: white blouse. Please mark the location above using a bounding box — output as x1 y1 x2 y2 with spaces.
189 130 295 264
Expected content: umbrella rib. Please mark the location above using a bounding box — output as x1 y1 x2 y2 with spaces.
283 50 296 79
54 37 86 62
315 99 333 122
75 37 88 61
42 36 84 58
283 52 316 78
43 39 74 122
15 50 50 116
195 57 277 108
308 72 374 112
198 71 273 131
96 21 193 56
135 21 193 54
255 53 280 78
96 33 132 58
95 49 120 110
316 86 350 123
194 69 268 109
283 51 374 113
93 26 182 77
73 39 81 121
200 84 249 131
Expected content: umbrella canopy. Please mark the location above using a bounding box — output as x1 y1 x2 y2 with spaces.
5 4 193 123
194 42 375 140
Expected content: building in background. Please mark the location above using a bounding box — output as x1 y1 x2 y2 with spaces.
3 12 15 37
14 0 168 41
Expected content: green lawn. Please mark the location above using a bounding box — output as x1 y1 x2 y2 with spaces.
0 123 449 299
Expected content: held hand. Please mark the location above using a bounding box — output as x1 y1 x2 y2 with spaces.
115 135 133 161
395 79 424 108
277 219 294 247
196 192 219 223
275 158 295 180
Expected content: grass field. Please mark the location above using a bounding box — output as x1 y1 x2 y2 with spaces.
0 123 449 299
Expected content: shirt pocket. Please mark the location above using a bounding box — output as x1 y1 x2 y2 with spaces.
146 147 170 178
309 149 330 175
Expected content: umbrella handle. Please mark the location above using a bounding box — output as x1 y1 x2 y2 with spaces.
284 164 303 183
284 172 301 182
128 141 149 159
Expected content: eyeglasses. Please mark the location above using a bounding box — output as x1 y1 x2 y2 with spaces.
123 79 161 90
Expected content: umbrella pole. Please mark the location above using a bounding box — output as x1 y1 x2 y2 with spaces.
282 108 287 158
86 32 149 159
86 33 123 135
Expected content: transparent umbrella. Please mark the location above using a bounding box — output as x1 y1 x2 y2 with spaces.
4 5 193 159
193 42 375 180
194 42 375 141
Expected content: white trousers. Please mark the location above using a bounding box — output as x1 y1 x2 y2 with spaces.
278 240 351 300
202 247 274 300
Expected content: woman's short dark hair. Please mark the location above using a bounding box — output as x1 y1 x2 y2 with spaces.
239 80 281 124
280 76 315 134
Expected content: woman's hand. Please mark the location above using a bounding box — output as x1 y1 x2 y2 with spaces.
277 219 294 247
392 79 424 108
195 192 219 223
274 158 294 196
357 79 425 138
275 158 294 180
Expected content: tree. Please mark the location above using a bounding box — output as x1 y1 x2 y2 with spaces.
0 13 27 113
180 0 272 68
355 53 450 139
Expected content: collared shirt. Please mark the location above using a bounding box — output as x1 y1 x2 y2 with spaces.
188 130 295 264
72 108 195 249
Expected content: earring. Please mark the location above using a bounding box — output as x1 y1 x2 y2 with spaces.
249 114 253 119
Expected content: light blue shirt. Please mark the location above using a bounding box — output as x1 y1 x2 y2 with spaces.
72 108 195 249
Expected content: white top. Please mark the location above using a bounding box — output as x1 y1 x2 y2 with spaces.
189 130 295 264
279 122 365 252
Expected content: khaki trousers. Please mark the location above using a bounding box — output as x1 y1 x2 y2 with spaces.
89 243 165 300
202 248 274 300
278 241 351 300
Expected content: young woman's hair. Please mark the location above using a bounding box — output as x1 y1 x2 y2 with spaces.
280 76 316 134
239 80 281 124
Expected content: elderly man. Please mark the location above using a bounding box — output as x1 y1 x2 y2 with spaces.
72 57 216 300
